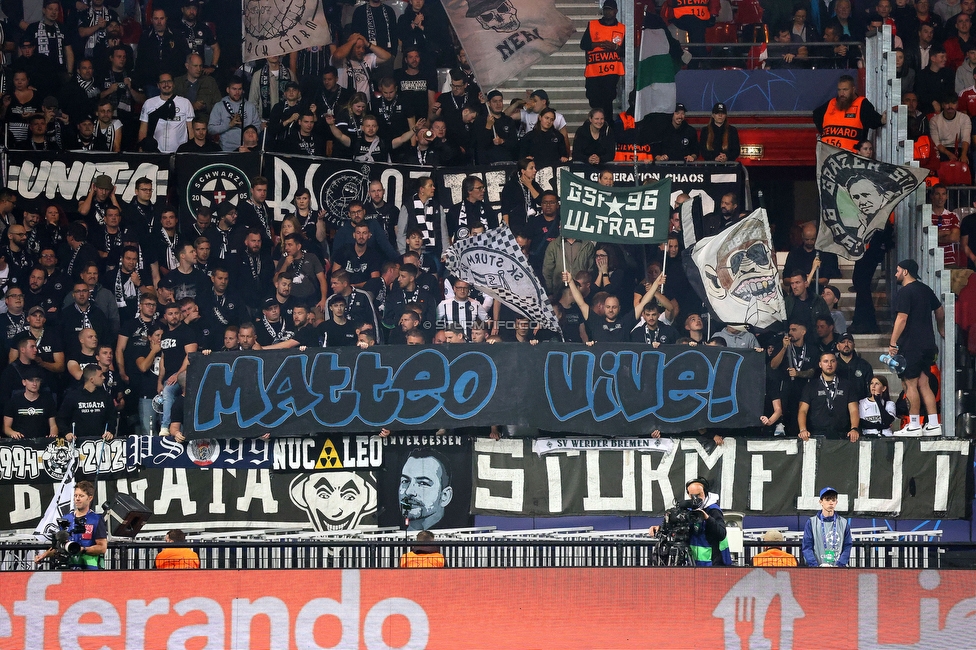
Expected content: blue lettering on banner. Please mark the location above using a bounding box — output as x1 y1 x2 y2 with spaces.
194 350 498 432
544 349 742 424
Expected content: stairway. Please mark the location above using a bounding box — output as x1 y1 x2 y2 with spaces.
493 0 609 143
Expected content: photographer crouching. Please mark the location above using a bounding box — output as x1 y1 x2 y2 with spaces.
648 477 731 567
34 481 107 570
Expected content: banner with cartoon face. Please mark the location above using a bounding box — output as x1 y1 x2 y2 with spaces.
816 142 928 260
689 209 787 329
442 0 576 89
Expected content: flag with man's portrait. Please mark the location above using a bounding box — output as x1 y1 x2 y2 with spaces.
441 0 575 89
816 142 928 260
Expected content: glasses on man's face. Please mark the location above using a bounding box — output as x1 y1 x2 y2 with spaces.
7 294 23 299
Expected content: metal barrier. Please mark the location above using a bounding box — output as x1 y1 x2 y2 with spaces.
3 538 973 570
865 26 957 436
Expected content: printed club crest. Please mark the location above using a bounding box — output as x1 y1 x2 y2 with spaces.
186 164 252 219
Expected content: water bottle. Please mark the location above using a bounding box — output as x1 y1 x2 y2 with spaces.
879 353 907 376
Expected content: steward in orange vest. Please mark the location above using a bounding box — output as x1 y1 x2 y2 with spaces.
613 111 654 161
813 75 886 152
581 0 625 120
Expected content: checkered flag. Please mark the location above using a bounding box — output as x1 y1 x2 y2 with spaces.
444 225 561 334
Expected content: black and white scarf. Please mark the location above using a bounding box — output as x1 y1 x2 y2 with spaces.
36 22 66 66
364 3 394 49
75 73 99 101
247 252 262 280
257 64 291 119
114 269 137 307
82 7 112 57
262 316 292 343
250 201 273 241
410 196 438 249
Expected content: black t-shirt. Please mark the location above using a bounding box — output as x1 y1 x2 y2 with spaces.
585 312 637 343
166 267 209 300
800 376 856 438
4 392 56 438
129 337 160 398
293 324 323 348
321 319 358 347
629 322 680 345
332 245 384 285
893 280 942 355
348 133 393 162
67 351 98 389
394 68 437 120
560 303 586 343
370 95 410 140
160 323 196 380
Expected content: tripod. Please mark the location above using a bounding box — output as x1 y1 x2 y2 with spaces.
654 537 697 567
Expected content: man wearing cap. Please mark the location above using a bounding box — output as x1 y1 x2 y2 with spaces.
157 302 197 437
814 75 886 151
267 81 306 144
798 351 860 441
78 174 121 229
3 365 57 439
172 0 219 73
581 0 624 120
254 297 294 347
175 53 221 118
802 487 853 567
11 36 59 99
836 332 874 400
139 72 195 153
890 259 945 435
648 478 731 566
653 105 699 161
69 113 100 150
752 530 798 567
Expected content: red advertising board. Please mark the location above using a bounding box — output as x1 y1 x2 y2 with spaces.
1 568 973 648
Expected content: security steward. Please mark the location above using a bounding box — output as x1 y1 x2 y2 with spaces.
671 0 714 65
797 351 860 442
581 0 625 120
813 74 886 152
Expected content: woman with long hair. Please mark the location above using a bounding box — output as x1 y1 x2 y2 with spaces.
333 92 369 158
292 187 330 261
518 107 569 168
699 103 740 162
592 244 632 300
3 70 41 143
271 215 302 263
859 376 897 436
572 108 616 166
500 157 542 232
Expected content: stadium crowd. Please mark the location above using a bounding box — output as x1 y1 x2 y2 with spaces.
0 0 948 445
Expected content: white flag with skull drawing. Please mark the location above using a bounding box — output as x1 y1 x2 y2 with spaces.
442 0 576 89
816 141 928 260
689 209 787 329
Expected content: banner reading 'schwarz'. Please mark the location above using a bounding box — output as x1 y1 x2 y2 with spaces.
184 343 765 438
175 151 261 221
559 169 671 244
472 438 973 518
5 151 170 212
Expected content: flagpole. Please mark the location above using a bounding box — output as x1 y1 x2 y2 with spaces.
561 238 568 286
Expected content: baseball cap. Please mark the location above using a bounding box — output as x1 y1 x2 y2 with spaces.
262 297 279 310
283 81 300 91
819 487 838 499
897 258 919 278
712 102 727 114
837 332 854 343
531 89 549 102
20 35 36 46
675 103 687 112
27 305 46 317
762 530 785 542
603 0 618 8
42 96 59 109
93 174 113 190
77 113 95 124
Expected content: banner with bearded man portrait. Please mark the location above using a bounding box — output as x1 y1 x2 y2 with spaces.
816 142 928 260
688 208 787 329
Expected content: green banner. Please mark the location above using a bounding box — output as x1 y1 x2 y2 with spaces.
558 169 671 244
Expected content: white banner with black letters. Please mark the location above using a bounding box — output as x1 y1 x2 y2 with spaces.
242 0 333 63
473 437 972 518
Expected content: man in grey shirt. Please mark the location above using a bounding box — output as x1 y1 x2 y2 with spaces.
207 77 260 151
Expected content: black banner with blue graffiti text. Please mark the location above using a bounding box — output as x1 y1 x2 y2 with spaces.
184 343 765 438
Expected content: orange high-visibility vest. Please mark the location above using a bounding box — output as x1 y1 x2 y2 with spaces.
613 113 654 161
672 0 711 21
820 96 867 152
585 20 625 77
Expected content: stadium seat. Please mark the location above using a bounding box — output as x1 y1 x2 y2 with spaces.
939 160 971 185
706 23 738 44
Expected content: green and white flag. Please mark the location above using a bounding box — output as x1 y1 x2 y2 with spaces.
559 169 671 244
635 12 681 121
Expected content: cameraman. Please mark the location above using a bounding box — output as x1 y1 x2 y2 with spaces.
34 480 107 569
649 477 731 566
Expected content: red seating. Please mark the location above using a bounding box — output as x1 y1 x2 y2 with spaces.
706 23 738 44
